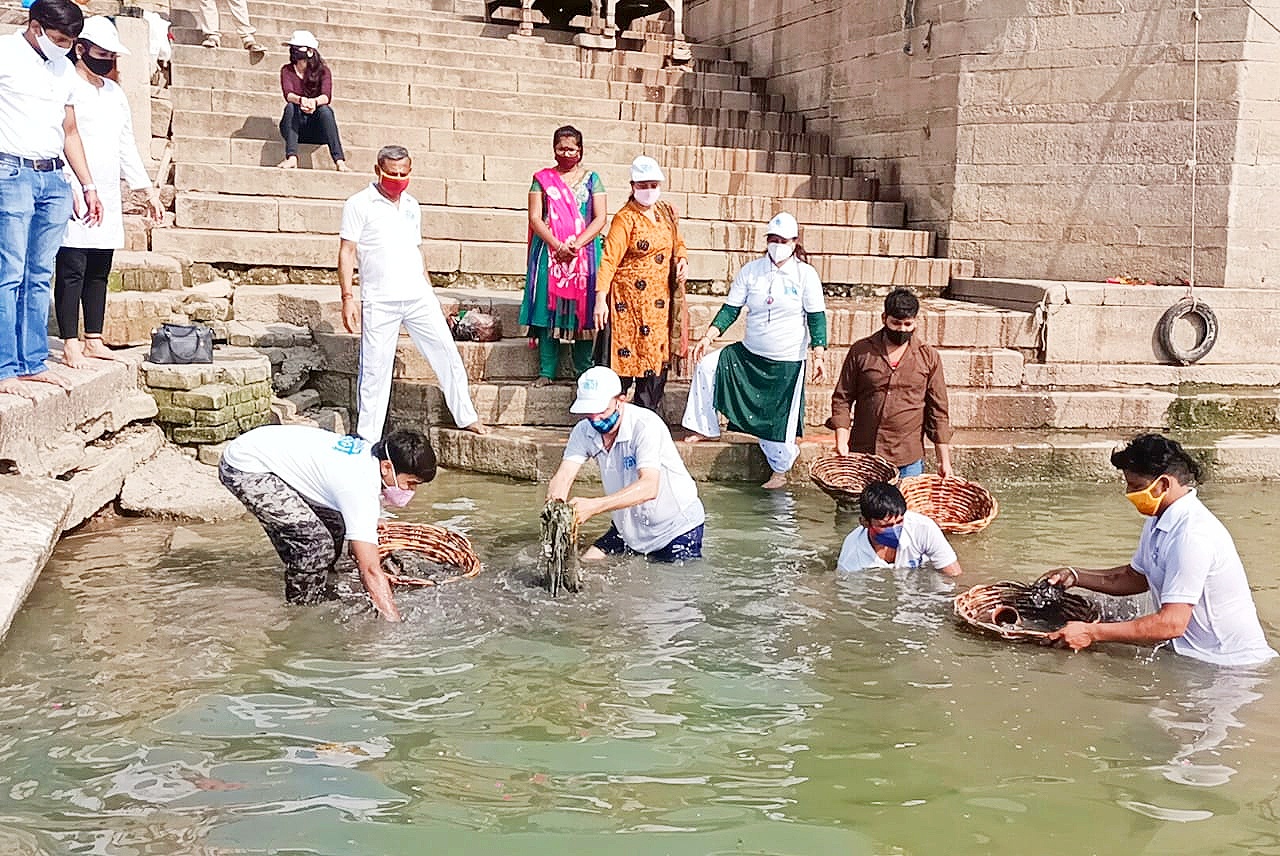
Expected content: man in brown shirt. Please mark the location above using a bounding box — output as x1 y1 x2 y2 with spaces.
827 288 953 478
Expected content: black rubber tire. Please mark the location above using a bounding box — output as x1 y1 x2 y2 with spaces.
1156 297 1219 365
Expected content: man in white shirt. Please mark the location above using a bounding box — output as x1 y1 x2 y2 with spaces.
220 425 438 622
337 145 489 441
0 0 104 398
836 481 962 575
548 366 706 562
1043 434 1277 666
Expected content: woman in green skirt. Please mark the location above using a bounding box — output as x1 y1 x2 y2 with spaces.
520 125 609 386
681 213 828 489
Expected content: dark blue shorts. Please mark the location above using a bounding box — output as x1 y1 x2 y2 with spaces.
594 523 704 563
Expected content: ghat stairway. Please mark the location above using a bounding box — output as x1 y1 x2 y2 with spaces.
134 0 1280 483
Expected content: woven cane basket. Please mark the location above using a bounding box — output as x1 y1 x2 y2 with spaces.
809 454 899 506
898 474 999 534
954 581 1101 642
377 521 482 585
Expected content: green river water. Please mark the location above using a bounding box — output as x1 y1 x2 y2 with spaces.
3 475 1280 855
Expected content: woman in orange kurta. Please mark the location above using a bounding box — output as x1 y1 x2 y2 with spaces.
593 156 689 411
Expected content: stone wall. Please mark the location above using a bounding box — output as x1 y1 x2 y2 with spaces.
686 0 1280 287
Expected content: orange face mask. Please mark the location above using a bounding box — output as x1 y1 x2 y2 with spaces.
1125 476 1167 517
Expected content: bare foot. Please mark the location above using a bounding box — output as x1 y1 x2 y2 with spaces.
83 338 123 361
531 376 552 388
335 160 350 172
61 338 92 369
0 377 38 399
762 472 789 490
19 370 73 391
683 432 709 444
277 156 298 169
463 422 492 435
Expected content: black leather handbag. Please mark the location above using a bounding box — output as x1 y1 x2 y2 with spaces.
148 323 214 364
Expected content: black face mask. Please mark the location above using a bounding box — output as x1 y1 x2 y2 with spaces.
81 52 116 77
289 46 311 63
884 326 913 346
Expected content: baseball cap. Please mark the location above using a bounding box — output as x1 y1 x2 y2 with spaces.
570 366 623 414
766 212 799 240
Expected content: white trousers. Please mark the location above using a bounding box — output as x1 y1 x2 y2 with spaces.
197 0 255 40
681 348 805 475
356 294 479 441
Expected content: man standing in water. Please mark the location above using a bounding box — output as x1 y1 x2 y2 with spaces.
220 425 438 621
338 144 490 441
548 366 705 562
827 288 952 479
1043 434 1276 665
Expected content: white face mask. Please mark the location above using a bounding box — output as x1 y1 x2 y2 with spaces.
633 187 661 207
767 242 795 264
35 27 64 60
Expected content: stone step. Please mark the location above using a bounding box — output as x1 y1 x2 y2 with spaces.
172 136 870 199
1024 362 1280 388
175 192 933 257
174 164 907 227
423 424 1280 485
0 475 73 641
153 226 966 286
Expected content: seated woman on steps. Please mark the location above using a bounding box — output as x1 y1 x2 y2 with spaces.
681 213 828 490
277 30 347 171
518 125 608 387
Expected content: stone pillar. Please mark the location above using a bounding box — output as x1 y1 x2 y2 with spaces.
115 15 155 176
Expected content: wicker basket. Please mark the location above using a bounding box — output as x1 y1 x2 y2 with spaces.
377 521 482 586
809 453 899 507
898 474 999 534
954 581 1101 642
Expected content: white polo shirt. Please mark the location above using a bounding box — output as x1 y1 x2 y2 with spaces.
339 183 428 303
836 510 957 572
0 31 77 159
725 255 825 361
563 403 705 554
221 425 384 545
1131 490 1277 666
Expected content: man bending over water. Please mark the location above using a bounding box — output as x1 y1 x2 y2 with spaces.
220 425 437 621
1042 434 1276 665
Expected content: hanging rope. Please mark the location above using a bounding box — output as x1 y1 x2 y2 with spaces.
1187 0 1201 303
1241 0 1280 35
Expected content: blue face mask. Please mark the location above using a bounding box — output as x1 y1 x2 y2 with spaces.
871 523 903 549
589 409 620 434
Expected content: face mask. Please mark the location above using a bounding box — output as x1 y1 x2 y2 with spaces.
555 153 580 170
633 187 661 207
35 27 63 60
380 456 415 508
378 171 410 200
81 52 116 77
871 523 903 549
1125 477 1166 517
767 242 794 264
289 46 311 63
884 326 913 346
589 409 620 434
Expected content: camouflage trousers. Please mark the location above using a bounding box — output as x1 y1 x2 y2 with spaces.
219 460 347 604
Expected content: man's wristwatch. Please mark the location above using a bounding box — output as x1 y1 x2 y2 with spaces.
82 184 97 192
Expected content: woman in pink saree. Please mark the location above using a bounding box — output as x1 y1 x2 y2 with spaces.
519 125 609 386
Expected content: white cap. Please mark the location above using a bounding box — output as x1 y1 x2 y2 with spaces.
629 155 665 183
766 212 799 240
79 16 130 55
283 29 320 49
570 366 623 414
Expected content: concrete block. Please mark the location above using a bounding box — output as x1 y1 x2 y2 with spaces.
0 475 73 641
172 383 234 410
63 424 166 530
119 446 246 522
197 442 228 466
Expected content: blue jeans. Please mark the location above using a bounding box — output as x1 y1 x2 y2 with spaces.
898 459 925 478
0 161 72 380
594 523 704 563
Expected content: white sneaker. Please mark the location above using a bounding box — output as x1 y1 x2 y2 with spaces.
201 34 219 48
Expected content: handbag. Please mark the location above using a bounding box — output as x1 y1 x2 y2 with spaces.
591 323 611 368
148 322 214 364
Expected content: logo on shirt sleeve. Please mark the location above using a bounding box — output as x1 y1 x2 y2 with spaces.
334 435 365 455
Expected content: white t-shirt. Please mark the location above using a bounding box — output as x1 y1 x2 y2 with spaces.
836 510 957 572
563 403 706 554
1131 490 1277 666
221 425 383 545
725 255 826 362
62 75 150 249
0 31 77 159
339 183 428 303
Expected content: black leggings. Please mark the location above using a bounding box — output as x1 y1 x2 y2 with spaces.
620 368 668 412
54 247 113 338
280 103 345 161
